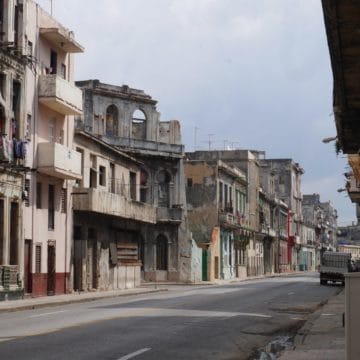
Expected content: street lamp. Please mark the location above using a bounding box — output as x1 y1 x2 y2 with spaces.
322 136 337 144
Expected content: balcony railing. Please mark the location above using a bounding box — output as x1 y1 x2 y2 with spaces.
156 206 183 223
72 187 157 224
38 75 83 115
219 212 249 228
37 142 82 180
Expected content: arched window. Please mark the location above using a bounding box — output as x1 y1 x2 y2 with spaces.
140 169 149 203
131 109 146 140
157 170 171 207
156 235 168 271
106 105 118 136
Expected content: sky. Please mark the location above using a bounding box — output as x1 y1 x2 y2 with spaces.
36 0 356 226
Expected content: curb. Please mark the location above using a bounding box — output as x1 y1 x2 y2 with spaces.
0 288 167 314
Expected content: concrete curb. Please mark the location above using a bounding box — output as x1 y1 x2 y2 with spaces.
0 288 167 314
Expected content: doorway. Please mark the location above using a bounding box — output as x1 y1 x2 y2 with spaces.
47 242 56 295
24 240 32 294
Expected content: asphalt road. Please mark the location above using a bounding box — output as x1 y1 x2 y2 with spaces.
0 273 341 360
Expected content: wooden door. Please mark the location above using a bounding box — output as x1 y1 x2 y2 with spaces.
47 243 56 295
24 240 32 294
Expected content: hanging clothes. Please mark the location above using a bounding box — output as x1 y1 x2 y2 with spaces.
14 140 22 159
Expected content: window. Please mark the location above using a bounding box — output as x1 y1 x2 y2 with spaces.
187 178 193 187
140 169 148 203
48 184 55 230
36 182 42 209
131 109 146 140
50 50 57 74
24 179 30 207
35 245 41 273
99 166 106 186
60 64 66 79
106 105 118 136
219 181 223 208
156 235 168 271
130 172 136 200
59 129 64 144
25 114 31 140
61 188 66 213
109 163 115 193
76 148 84 187
240 192 246 214
27 40 33 57
0 73 6 100
157 170 171 207
224 184 228 208
49 119 55 144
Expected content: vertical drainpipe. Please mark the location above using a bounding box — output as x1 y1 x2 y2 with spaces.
64 51 71 293
287 210 292 271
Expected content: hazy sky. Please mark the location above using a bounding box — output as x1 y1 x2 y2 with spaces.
36 0 356 225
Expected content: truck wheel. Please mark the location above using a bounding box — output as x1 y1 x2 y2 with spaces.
320 280 326 285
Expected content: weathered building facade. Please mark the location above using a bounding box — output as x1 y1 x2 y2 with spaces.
1 0 83 299
184 155 248 281
184 150 263 277
0 0 28 299
302 194 338 270
74 80 191 284
72 131 153 291
256 153 289 273
259 158 304 272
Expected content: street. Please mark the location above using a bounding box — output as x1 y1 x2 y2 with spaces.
0 273 341 360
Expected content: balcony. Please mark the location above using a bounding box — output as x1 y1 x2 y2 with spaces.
40 28 84 53
156 206 183 223
73 187 157 224
219 212 249 228
38 75 83 115
37 142 82 180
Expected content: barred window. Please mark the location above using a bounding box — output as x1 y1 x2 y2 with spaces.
61 188 66 213
24 179 30 207
36 182 42 209
35 245 41 273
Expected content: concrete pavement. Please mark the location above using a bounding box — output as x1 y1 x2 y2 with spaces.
0 273 346 359
279 289 345 360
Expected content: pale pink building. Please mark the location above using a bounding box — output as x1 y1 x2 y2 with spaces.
21 0 83 296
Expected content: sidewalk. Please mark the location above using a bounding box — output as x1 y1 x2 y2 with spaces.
279 289 345 360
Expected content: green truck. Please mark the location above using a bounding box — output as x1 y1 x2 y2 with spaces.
319 252 352 286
